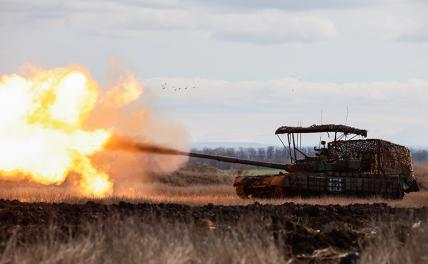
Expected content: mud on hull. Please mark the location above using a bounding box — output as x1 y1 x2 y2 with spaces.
233 173 414 200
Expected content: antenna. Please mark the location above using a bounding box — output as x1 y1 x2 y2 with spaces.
319 110 323 148
299 121 302 149
320 110 323 125
296 121 299 152
345 106 349 125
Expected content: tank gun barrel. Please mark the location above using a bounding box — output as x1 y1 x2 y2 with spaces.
185 151 290 170
108 138 290 170
107 138 289 170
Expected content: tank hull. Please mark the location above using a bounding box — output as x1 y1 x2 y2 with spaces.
234 173 409 200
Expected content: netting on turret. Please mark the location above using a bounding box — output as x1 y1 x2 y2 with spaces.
328 139 413 180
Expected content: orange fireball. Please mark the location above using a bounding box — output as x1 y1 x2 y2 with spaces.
0 66 112 196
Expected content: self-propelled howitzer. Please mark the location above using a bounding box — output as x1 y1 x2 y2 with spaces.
193 125 419 199
130 124 420 199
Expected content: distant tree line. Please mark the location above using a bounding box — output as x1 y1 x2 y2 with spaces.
189 146 313 169
190 147 428 169
412 149 428 162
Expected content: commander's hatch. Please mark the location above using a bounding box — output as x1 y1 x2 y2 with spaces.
275 124 368 163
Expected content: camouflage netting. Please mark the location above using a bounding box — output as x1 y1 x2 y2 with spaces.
328 139 414 180
275 124 367 137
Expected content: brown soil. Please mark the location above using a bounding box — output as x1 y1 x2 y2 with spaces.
0 199 426 263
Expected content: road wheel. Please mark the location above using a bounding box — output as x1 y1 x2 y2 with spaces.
382 190 404 200
272 187 284 199
235 185 248 199
391 190 404 200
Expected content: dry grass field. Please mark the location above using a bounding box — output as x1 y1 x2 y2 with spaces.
0 161 427 263
1 161 428 207
0 200 427 264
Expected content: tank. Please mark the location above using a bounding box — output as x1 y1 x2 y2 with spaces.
187 124 419 199
119 124 419 199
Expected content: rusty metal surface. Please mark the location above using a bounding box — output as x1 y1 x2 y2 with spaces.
233 137 416 199
239 173 405 199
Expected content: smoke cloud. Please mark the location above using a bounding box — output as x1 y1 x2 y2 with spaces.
85 62 189 196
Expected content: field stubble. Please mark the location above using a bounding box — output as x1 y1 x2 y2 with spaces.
0 162 428 263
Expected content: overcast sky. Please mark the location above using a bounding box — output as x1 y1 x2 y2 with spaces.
1 0 427 147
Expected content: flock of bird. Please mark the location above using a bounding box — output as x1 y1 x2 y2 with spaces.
160 82 199 91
